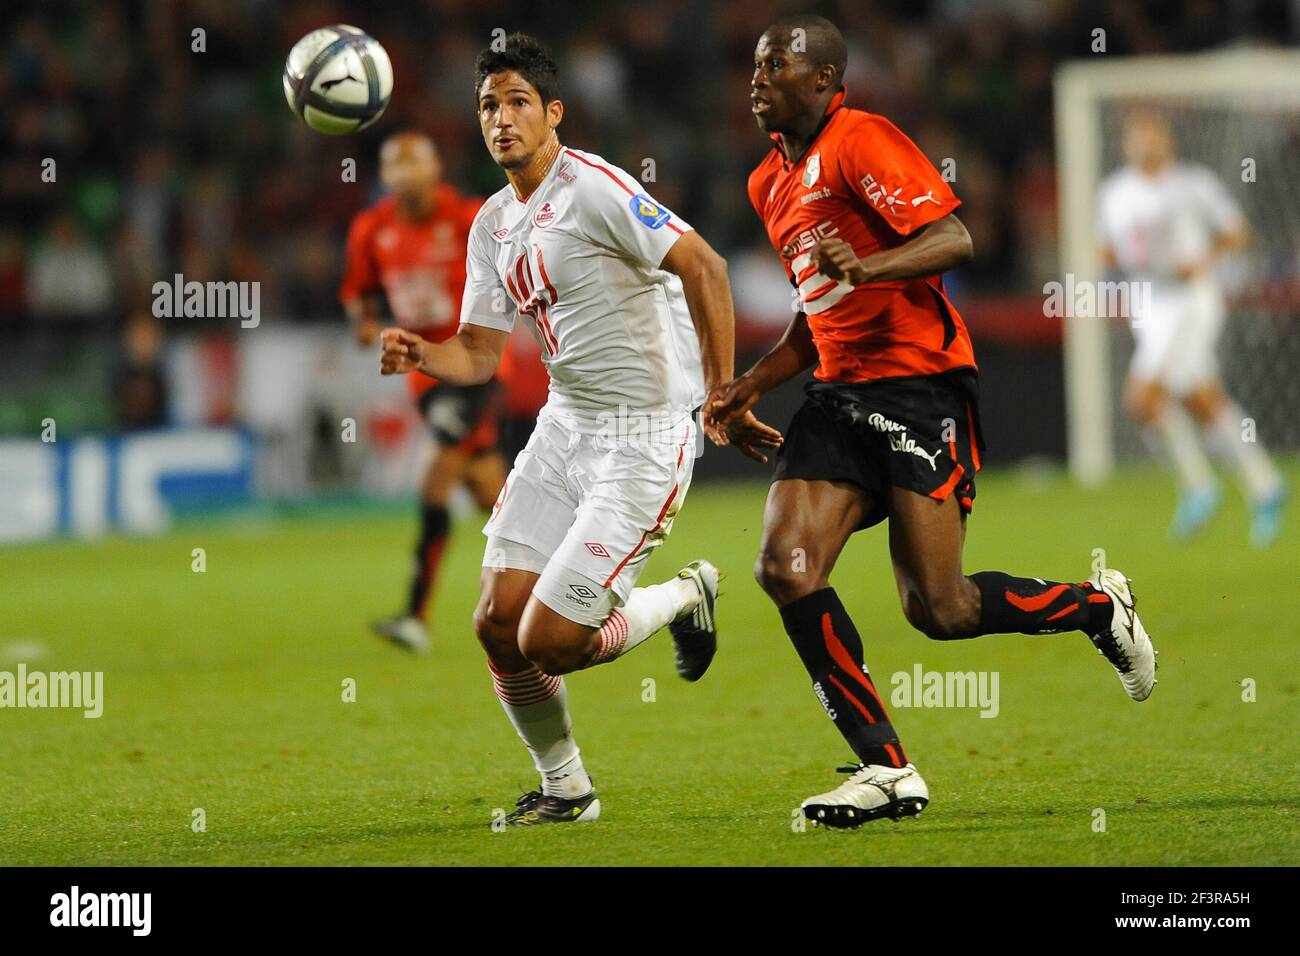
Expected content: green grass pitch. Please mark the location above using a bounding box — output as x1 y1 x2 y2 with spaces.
1 463 1296 866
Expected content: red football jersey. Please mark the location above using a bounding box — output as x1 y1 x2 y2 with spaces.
748 90 976 383
340 183 481 342
341 183 531 399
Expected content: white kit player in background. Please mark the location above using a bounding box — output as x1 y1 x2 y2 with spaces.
1097 108 1285 546
381 34 781 826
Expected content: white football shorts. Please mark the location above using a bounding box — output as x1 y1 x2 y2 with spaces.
482 410 696 628
1128 278 1226 396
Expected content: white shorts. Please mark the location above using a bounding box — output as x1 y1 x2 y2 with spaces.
1128 280 1225 396
482 411 696 627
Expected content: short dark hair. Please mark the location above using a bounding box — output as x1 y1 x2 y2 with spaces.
473 33 560 105
763 14 847 88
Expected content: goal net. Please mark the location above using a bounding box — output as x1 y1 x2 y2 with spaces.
1054 49 1300 484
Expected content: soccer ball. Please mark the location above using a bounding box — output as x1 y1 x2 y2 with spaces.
283 25 393 135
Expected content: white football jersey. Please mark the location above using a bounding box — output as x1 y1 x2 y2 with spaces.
460 147 705 432
1097 161 1245 286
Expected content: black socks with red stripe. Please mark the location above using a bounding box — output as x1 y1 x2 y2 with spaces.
970 572 1112 637
406 503 450 622
779 588 908 769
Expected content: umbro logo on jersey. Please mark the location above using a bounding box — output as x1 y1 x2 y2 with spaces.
801 152 821 188
629 194 671 229
584 542 611 558
491 227 510 241
533 202 557 228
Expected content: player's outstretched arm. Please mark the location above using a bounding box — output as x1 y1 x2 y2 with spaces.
660 230 735 393
379 324 508 385
732 309 817 398
701 311 813 463
662 230 784 462
344 294 384 347
812 212 973 285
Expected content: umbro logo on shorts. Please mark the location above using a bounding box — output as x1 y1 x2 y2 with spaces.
584 542 610 558
567 584 597 608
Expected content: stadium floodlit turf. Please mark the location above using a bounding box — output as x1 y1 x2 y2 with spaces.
1 463 1296 866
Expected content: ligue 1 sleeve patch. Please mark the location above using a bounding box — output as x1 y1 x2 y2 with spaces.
629 194 671 229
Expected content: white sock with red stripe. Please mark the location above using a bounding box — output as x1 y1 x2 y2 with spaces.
588 576 698 666
489 663 591 799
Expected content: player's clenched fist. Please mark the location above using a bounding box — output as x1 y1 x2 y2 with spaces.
380 327 425 375
810 237 867 285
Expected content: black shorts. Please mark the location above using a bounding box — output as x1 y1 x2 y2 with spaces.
416 379 502 454
772 368 985 530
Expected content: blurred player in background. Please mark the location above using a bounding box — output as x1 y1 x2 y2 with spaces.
341 131 510 652
382 34 776 825
496 325 551 464
1098 109 1285 547
708 15 1156 829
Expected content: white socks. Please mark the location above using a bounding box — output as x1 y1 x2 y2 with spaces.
1202 403 1282 504
489 664 592 798
1151 406 1215 493
589 576 698 666
1150 402 1282 507
487 574 700 799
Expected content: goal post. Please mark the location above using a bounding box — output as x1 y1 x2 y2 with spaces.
1054 48 1300 485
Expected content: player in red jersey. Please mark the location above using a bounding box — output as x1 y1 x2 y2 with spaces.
706 15 1158 828
341 131 512 652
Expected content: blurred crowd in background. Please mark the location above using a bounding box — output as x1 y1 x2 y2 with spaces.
0 0 1294 438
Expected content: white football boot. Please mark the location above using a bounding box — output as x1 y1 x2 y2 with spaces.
370 615 430 654
668 560 720 681
801 762 929 829
1087 568 1157 701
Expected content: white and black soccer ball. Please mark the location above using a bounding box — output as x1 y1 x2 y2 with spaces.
283 25 393 135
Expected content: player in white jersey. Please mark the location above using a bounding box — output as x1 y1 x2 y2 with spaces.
380 34 780 825
1098 109 1285 546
